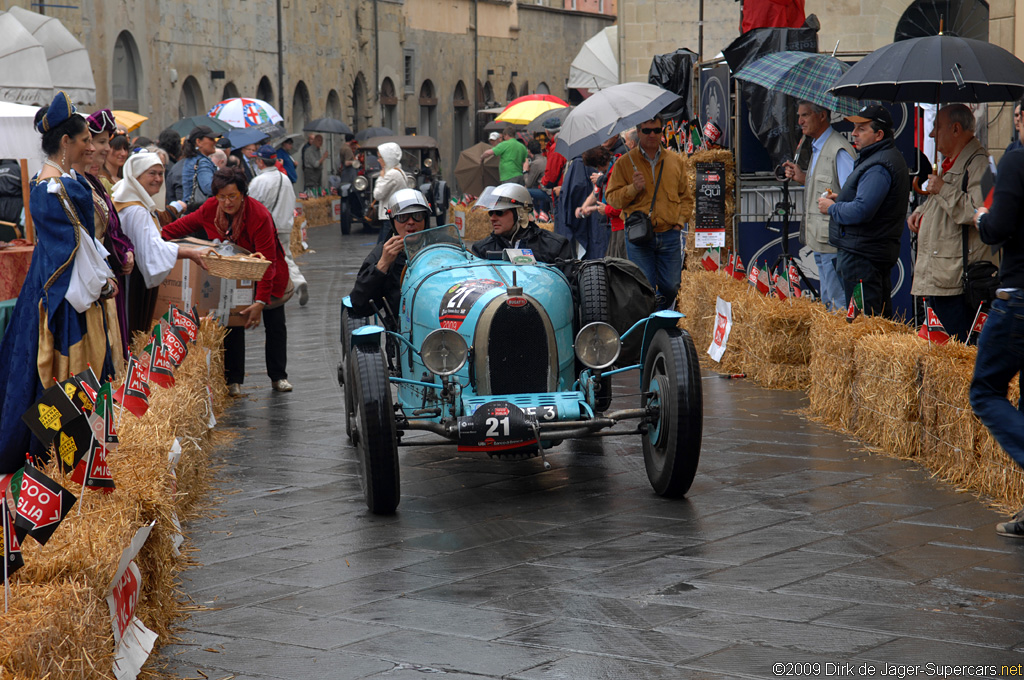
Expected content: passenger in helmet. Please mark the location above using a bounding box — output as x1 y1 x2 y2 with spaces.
349 188 431 322
471 182 572 267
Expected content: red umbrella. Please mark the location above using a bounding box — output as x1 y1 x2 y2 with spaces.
502 94 568 111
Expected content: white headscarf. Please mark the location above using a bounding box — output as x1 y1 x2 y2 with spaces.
377 142 402 170
111 152 166 212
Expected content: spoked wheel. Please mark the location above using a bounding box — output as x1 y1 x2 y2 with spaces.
641 328 702 497
577 263 613 412
348 343 400 514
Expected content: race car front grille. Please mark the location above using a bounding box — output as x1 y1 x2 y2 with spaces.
486 301 548 395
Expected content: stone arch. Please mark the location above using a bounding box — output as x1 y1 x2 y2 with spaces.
452 80 471 166
483 81 495 106
256 76 274 104
379 76 397 131
221 82 240 101
292 80 312 133
112 30 142 112
326 89 342 119
520 80 529 97
536 82 550 95
178 75 204 119
352 72 370 130
419 79 437 138
506 82 517 103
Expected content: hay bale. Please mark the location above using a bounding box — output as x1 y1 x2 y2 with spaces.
807 312 910 430
291 215 308 258
852 333 929 458
299 196 333 227
684 149 735 272
449 201 493 242
919 343 1024 511
676 270 747 375
0 319 228 677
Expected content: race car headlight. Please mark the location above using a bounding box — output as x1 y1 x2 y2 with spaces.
574 322 621 370
354 176 369 191
420 329 469 376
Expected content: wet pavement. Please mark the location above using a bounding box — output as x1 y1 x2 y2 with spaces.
160 224 1024 679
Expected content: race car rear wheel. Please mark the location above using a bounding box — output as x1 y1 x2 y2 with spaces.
349 343 400 514
578 263 613 412
641 328 702 497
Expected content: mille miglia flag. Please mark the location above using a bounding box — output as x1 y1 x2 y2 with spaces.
94 382 119 448
146 332 175 389
13 463 76 545
161 324 189 368
1 501 23 579
113 356 150 419
171 306 199 343
71 436 116 493
21 383 81 448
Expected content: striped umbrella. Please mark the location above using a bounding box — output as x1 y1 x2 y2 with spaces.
733 51 869 117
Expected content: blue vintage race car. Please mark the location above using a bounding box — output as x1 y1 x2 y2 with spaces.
339 224 702 514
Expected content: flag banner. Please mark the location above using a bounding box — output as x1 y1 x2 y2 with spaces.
724 251 735 277
95 383 119 448
13 464 76 545
113 357 150 419
61 374 95 414
918 303 950 345
147 333 175 390
71 439 115 493
170 307 198 344
2 502 23 579
748 262 760 286
756 264 772 296
188 304 201 329
161 326 189 368
700 247 721 272
846 281 864 323
20 384 81 448
708 296 734 363
55 413 93 474
732 255 746 281
773 266 791 300
108 522 158 680
966 301 989 345
788 262 802 297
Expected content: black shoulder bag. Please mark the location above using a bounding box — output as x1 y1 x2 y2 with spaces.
959 154 999 308
625 155 664 246
185 157 212 214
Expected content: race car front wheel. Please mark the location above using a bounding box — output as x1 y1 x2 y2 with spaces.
578 262 613 412
641 328 702 497
349 343 400 514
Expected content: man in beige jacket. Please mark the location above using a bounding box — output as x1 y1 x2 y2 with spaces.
908 104 998 340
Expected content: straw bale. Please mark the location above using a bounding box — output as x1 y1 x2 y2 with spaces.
684 149 735 272
450 201 494 243
298 196 333 227
290 214 308 258
676 270 746 375
0 319 228 678
851 333 929 458
807 312 911 430
919 343 1024 511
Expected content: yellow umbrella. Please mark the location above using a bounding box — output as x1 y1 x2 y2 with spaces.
112 110 148 133
495 101 566 126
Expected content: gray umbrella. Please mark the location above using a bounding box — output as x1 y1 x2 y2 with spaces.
526 106 574 133
304 117 354 136
554 83 679 159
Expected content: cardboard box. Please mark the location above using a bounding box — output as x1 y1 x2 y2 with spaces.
153 241 256 327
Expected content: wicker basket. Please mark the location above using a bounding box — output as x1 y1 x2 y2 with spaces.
203 250 271 280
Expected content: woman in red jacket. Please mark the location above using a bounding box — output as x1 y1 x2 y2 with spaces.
162 166 293 396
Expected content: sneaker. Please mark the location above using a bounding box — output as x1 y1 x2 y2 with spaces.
227 383 242 397
298 282 309 307
272 379 293 393
996 507 1024 538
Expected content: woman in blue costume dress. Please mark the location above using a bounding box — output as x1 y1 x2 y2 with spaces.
0 92 122 473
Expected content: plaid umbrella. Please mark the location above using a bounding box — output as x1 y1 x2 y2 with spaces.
733 51 869 117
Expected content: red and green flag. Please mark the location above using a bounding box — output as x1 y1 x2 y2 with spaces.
732 254 746 281
774 266 792 300
113 355 150 419
966 301 989 345
701 247 721 272
787 262 802 298
1 501 23 579
161 324 189 368
94 382 118 449
917 301 950 345
13 463 76 545
71 436 115 493
846 281 864 323
171 306 199 344
146 332 175 389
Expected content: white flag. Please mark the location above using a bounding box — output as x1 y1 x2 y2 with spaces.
707 296 733 363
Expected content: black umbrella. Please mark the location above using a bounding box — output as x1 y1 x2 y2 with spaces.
829 34 1024 103
354 126 395 141
168 115 233 137
525 106 574 133
304 117 354 136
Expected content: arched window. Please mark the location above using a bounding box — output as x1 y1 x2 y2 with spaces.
292 81 311 133
419 79 437 138
221 82 240 101
536 82 550 95
453 80 471 166
112 31 141 112
380 77 397 131
506 83 517 103
178 76 204 119
326 89 342 119
520 80 529 97
352 72 370 131
256 76 274 105
483 82 495 106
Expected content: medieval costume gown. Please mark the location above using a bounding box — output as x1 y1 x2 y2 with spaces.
0 171 120 473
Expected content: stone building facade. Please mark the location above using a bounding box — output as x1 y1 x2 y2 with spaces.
3 0 612 185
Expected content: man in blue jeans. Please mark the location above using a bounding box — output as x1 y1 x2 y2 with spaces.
970 148 1024 538
606 117 687 310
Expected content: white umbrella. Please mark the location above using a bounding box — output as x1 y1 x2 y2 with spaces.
567 26 619 92
208 97 284 128
0 13 52 106
7 6 95 105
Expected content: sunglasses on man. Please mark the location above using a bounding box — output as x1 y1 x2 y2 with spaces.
639 126 663 135
488 208 513 217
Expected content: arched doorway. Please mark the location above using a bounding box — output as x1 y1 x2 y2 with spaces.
352 73 370 130
379 77 397 131
178 76 204 119
292 81 311 133
536 82 550 95
326 89 342 120
256 76 274 105
222 82 240 101
453 80 471 172
483 82 495 107
112 31 141 113
506 82 517 103
419 79 437 138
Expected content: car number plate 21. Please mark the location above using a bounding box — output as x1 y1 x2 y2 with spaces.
457 401 537 452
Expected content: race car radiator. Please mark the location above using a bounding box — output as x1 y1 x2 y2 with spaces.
474 295 557 395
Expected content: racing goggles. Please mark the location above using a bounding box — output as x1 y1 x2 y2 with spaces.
395 210 428 224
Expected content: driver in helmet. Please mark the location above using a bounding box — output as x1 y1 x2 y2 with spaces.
471 183 572 266
348 188 430 321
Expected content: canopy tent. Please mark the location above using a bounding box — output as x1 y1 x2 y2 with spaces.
567 26 619 92
0 101 43 167
7 6 96 105
0 13 53 106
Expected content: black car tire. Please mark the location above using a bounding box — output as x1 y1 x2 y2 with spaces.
340 306 369 362
577 263 613 412
641 328 702 497
348 343 400 514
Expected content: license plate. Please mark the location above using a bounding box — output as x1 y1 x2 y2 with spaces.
457 401 538 452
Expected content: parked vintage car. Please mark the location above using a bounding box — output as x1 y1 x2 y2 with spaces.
338 224 702 514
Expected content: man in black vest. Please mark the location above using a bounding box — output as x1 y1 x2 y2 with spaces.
818 104 910 317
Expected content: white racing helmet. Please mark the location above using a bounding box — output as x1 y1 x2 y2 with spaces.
385 188 431 221
475 183 534 235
